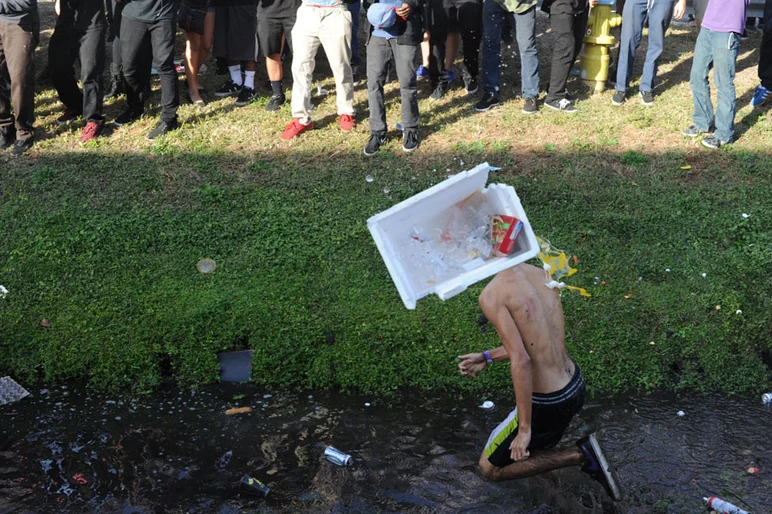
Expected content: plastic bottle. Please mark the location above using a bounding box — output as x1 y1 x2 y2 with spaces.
704 496 750 514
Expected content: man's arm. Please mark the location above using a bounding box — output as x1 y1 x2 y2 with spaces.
457 346 509 377
482 299 533 462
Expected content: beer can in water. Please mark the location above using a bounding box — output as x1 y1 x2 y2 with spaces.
240 475 270 497
704 496 749 514
324 446 352 466
762 393 772 404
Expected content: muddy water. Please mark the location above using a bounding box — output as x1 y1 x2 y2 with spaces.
1 384 770 514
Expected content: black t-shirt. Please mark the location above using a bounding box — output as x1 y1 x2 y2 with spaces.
257 0 299 17
121 0 179 21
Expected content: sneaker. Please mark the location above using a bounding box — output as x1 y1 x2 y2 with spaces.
402 129 419 152
639 90 655 105
750 84 769 107
79 120 104 144
364 132 387 156
56 108 81 125
475 92 501 112
339 114 355 132
215 80 241 97
462 70 479 95
522 97 538 114
114 107 143 126
281 118 313 140
430 82 449 101
11 138 33 157
0 127 15 149
105 73 125 99
265 94 286 112
447 69 457 85
577 434 623 501
701 135 730 149
681 125 707 138
147 118 179 140
544 97 577 113
235 86 257 106
416 64 430 79
611 90 626 106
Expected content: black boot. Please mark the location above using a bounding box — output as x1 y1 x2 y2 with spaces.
105 73 125 99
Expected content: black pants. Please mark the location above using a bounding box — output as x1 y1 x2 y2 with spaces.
760 0 772 89
49 0 106 121
429 0 482 83
0 17 39 141
108 0 123 74
545 0 588 102
121 16 179 122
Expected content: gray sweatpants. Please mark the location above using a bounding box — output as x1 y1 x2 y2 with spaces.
366 36 419 134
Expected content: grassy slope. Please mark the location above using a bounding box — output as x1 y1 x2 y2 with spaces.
1 4 770 394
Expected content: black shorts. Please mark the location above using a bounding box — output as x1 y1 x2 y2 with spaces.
257 15 295 57
484 363 585 468
214 3 258 61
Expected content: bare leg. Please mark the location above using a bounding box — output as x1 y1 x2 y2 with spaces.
266 35 286 81
445 31 460 72
478 446 584 482
421 31 430 68
185 32 203 103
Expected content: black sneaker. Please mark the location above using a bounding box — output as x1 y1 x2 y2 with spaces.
701 135 730 149
430 82 449 101
639 90 655 105
364 132 387 156
522 97 538 114
235 87 257 107
402 129 419 153
114 107 143 126
56 107 82 125
577 434 623 501
461 70 479 95
265 94 286 112
105 73 125 99
544 97 577 113
611 90 626 105
215 80 241 97
475 93 500 112
0 127 15 149
681 125 707 138
11 138 33 157
147 118 179 140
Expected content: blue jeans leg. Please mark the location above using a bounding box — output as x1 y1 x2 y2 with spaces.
640 0 673 92
712 31 739 142
481 0 506 95
690 28 714 132
616 0 646 92
348 0 361 66
515 6 538 99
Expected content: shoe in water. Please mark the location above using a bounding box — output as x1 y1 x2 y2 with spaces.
577 433 623 501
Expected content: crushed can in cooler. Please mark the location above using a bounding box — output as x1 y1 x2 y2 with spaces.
324 446 352 466
240 475 270 497
704 496 749 514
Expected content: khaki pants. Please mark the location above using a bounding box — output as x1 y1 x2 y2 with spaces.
290 4 354 124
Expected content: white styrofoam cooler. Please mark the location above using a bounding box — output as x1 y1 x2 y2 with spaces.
367 163 539 309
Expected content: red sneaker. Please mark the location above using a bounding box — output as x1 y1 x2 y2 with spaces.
281 118 313 140
79 120 104 144
339 114 355 132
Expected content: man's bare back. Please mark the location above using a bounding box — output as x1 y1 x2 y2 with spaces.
478 263 575 394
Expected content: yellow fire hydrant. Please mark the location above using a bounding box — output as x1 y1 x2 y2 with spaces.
579 0 623 93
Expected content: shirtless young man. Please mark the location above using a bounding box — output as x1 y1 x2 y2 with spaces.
458 263 622 501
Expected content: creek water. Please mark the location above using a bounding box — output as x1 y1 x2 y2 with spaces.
1 383 770 513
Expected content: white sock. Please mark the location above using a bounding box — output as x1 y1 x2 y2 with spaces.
229 65 243 86
244 70 255 90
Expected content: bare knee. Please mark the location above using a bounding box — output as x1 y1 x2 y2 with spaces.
478 454 501 482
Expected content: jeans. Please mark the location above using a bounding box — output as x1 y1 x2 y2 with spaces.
48 0 106 121
759 0 772 89
481 1 538 98
0 17 39 141
122 16 179 122
545 0 588 102
615 0 673 93
366 37 419 133
348 0 361 66
690 28 739 142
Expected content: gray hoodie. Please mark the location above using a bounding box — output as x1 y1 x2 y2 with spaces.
0 0 38 24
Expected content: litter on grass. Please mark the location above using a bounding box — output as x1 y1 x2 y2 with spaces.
0 377 30 406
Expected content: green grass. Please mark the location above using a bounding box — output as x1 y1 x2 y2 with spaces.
0 6 770 395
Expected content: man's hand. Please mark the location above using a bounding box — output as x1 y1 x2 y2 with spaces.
589 0 598 7
396 2 411 17
509 429 531 462
673 0 686 20
457 353 486 378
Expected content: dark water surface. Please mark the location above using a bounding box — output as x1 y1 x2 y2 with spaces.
1 384 770 513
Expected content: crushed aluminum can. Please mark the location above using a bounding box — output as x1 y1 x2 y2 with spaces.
324 446 352 467
762 393 772 404
240 475 270 497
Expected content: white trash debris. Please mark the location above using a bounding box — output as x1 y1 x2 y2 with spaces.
677 410 685 417
0 285 8 299
480 401 495 409
0 377 30 406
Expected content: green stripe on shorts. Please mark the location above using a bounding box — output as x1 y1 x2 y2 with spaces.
484 408 519 459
